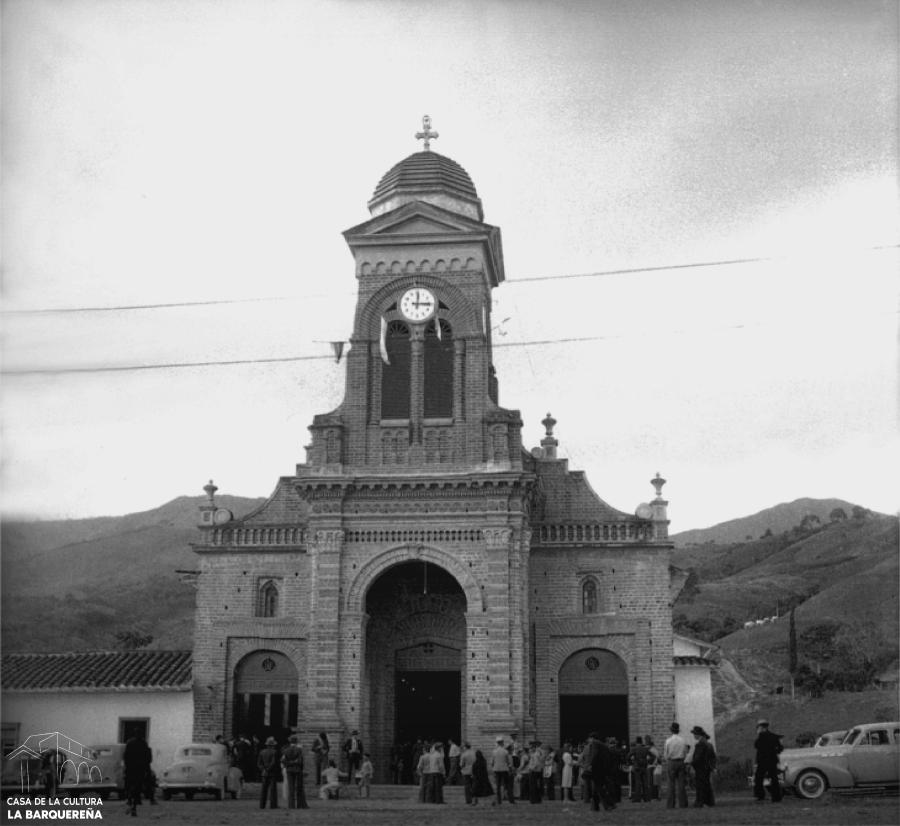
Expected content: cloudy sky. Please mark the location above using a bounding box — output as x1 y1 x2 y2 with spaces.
2 0 897 532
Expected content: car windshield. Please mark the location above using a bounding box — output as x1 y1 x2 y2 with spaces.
183 748 212 757
843 728 861 745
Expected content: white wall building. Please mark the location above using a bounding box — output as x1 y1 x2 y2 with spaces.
1 651 192 768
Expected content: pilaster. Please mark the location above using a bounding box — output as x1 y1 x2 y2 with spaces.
305 526 345 731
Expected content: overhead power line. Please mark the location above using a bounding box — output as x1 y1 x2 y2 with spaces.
4 311 896 377
3 243 896 316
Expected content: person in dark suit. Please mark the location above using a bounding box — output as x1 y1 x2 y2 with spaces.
689 726 716 807
343 730 363 781
753 719 783 802
123 734 152 817
257 737 281 809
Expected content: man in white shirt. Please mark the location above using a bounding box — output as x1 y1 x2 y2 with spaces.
663 722 689 808
447 739 462 785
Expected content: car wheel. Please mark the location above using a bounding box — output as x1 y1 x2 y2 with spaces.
184 791 194 801
161 789 171 801
795 770 828 799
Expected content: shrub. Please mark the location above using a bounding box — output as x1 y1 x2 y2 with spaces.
715 755 754 791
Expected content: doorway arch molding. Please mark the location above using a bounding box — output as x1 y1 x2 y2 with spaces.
344 543 485 613
549 637 633 676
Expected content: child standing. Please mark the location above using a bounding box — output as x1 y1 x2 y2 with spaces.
358 753 374 798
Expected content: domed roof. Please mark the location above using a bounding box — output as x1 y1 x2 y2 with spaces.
368 151 483 221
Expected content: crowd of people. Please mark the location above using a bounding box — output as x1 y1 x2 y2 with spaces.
192 717 787 811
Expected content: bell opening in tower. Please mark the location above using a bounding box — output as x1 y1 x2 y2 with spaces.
381 321 411 419
423 319 453 418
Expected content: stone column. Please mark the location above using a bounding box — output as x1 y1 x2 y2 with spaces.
305 527 344 734
510 527 531 732
479 526 519 733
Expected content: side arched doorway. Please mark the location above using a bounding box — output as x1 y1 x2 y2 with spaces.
232 650 299 745
364 560 467 782
558 649 629 745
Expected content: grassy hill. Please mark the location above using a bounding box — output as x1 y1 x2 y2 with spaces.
672 510 899 752
672 514 898 636
714 689 900 762
0 494 264 652
671 497 872 547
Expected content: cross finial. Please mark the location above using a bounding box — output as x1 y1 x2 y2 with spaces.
415 114 439 151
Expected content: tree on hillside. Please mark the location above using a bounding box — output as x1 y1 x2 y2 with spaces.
115 629 154 650
799 514 821 530
760 528 773 538
851 505 869 520
829 507 848 522
788 607 798 675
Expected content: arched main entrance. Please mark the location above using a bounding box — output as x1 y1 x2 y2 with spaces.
558 648 629 745
232 650 299 745
364 560 467 782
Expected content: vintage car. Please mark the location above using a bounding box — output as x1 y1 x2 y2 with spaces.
158 743 230 800
70 744 126 799
814 730 847 748
780 721 900 799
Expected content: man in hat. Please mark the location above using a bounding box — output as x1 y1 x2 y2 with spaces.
281 734 308 809
689 726 716 807
663 722 689 808
753 719 783 802
257 736 281 809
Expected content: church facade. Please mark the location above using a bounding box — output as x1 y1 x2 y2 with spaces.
191 131 701 779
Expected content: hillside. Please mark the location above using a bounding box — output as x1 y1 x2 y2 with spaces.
672 511 899 745
0 494 264 652
671 497 870 547
672 513 898 631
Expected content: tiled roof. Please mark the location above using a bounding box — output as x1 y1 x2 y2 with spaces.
371 151 479 203
1 651 192 692
673 655 716 667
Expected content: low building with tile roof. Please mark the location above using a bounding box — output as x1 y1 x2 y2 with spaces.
1 651 192 768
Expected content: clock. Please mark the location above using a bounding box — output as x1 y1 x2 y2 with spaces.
399 287 436 322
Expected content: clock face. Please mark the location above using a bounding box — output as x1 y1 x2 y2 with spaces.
399 287 436 322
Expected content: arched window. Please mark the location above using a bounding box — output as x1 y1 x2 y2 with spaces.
258 580 279 618
381 321 411 418
424 319 453 417
582 579 598 614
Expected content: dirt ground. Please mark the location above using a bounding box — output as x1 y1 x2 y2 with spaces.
7 789 899 826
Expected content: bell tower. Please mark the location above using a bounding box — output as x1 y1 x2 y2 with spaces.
301 120 523 475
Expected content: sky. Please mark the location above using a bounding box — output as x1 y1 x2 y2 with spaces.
2 0 898 533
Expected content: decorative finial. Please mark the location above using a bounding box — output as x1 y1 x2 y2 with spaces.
415 115 439 151
203 479 218 503
651 472 667 499
541 412 557 437
540 412 559 459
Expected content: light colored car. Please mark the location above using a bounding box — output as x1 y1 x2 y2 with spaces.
814 730 847 748
780 721 900 799
158 743 231 801
59 744 125 799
